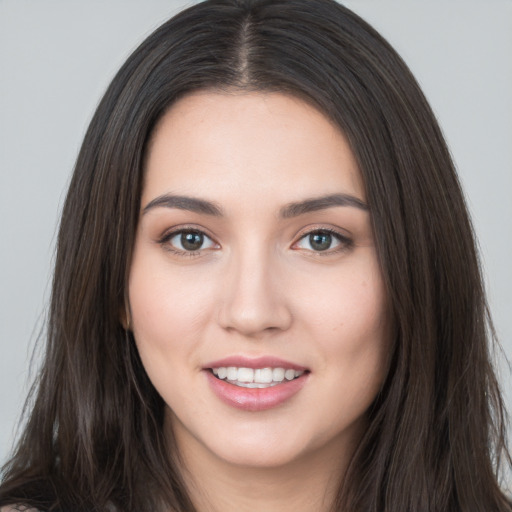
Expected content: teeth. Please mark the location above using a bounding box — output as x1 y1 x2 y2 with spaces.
233 381 280 388
272 368 285 382
254 368 273 383
285 369 295 380
237 368 254 382
211 366 305 387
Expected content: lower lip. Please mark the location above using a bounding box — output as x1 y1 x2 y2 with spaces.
205 371 309 411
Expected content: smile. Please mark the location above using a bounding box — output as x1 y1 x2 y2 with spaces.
205 361 309 411
211 367 305 388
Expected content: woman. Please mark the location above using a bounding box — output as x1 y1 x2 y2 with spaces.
0 0 510 510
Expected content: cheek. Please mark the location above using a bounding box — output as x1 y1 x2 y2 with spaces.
127 249 219 371
295 253 390 384
300 255 387 339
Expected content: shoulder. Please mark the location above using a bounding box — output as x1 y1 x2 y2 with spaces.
1 507 39 512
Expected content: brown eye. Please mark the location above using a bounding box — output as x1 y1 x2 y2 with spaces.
309 232 333 251
163 229 217 254
294 229 352 253
181 231 204 251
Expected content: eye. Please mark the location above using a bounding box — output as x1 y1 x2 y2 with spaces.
293 229 351 253
161 229 218 254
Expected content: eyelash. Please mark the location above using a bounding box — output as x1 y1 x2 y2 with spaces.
292 228 353 255
158 226 218 257
157 227 353 257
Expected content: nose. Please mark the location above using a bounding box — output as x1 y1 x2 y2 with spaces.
217 247 293 337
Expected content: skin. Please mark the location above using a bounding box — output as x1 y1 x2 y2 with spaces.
128 91 391 512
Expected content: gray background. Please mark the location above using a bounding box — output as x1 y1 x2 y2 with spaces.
1 0 511 488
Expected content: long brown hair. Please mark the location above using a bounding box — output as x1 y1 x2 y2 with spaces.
1 0 510 510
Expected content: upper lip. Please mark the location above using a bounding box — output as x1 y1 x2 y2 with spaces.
204 356 308 371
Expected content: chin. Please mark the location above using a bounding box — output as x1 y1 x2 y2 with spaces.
213 441 307 469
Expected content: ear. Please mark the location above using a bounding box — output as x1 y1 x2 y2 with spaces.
120 298 132 331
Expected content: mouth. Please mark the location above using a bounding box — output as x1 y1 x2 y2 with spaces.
210 366 306 388
204 358 310 411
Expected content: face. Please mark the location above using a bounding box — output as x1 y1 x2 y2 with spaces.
129 91 390 470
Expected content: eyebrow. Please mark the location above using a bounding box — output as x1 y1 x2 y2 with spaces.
279 193 368 217
143 194 223 216
142 192 368 217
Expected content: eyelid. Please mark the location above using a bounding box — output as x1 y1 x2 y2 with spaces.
156 223 353 257
291 226 353 254
157 225 220 255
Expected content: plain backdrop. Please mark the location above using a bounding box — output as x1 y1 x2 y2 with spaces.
1 0 511 486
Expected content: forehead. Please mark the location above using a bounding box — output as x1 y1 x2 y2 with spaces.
143 91 364 208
